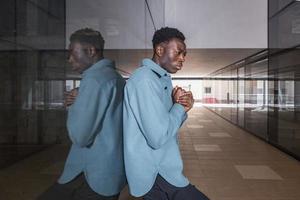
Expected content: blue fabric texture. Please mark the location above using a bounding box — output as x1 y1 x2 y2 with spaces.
58 59 126 196
123 58 189 197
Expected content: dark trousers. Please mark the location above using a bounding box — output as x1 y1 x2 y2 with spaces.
143 175 209 200
37 174 119 200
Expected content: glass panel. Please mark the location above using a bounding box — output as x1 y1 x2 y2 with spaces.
238 67 245 127
75 80 81 88
230 69 238 124
244 58 268 139
171 80 203 102
66 80 74 92
269 0 294 17
268 49 300 158
0 0 66 168
269 1 300 50
208 79 228 116
1 0 165 168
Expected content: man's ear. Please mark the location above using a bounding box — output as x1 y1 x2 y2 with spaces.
86 46 97 58
155 44 164 57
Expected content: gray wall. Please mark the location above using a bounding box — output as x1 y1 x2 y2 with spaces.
66 0 164 49
66 0 267 49
165 0 267 48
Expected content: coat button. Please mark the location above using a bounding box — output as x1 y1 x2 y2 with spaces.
164 86 167 90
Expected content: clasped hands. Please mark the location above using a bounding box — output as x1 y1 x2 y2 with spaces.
172 86 194 112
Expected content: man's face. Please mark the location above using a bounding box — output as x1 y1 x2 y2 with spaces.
159 38 187 74
68 42 92 73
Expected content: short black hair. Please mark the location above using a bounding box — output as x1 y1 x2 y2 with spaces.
152 27 185 48
70 28 105 52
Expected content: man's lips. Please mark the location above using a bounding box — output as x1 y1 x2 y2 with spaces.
176 64 182 70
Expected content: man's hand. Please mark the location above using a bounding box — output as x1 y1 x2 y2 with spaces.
177 91 194 112
172 86 185 104
172 86 194 112
64 88 79 107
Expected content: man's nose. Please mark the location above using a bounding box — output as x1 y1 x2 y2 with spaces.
179 54 185 62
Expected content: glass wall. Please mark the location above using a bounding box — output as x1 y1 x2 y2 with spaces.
204 0 300 159
205 50 269 139
268 0 300 158
0 0 162 168
0 0 66 168
206 50 299 159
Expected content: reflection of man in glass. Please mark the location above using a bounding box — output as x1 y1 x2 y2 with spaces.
123 27 209 200
38 28 126 200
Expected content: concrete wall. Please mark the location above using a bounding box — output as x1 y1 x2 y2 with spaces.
66 0 267 49
165 0 267 48
66 0 164 49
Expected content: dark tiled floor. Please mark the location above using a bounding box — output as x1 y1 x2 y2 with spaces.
0 145 48 169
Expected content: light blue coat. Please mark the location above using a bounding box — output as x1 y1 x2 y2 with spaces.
123 59 189 197
58 59 126 196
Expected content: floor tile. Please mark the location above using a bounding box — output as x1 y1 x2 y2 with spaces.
187 124 204 129
198 119 213 123
194 144 222 152
208 132 232 137
235 165 283 180
40 161 65 175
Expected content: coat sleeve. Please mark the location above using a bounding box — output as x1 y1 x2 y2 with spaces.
125 79 186 150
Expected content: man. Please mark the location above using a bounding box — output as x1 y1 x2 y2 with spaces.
123 27 209 200
38 28 126 200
